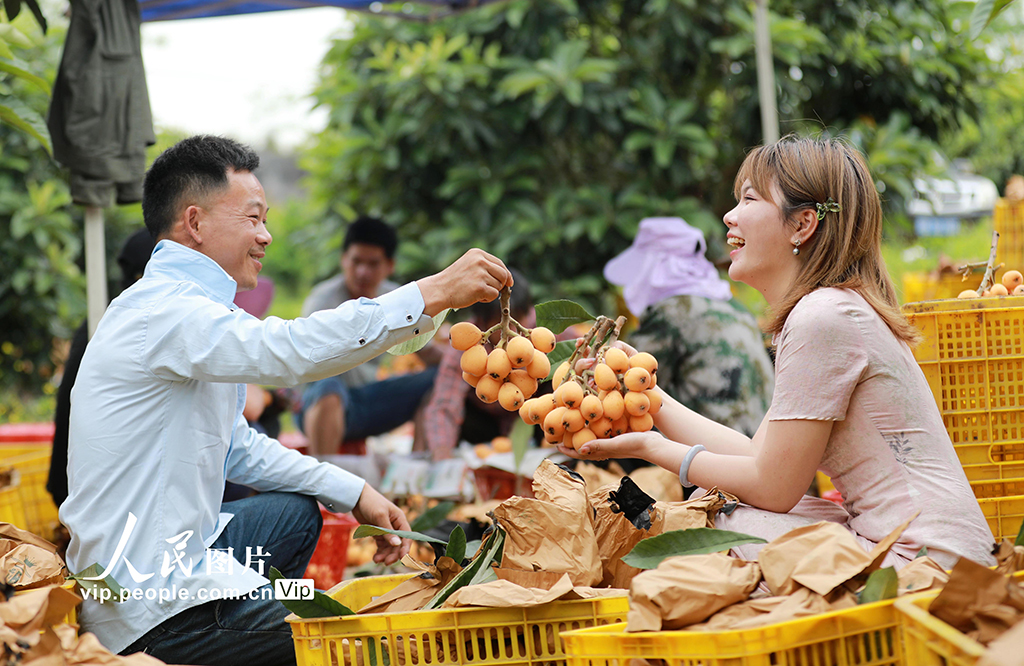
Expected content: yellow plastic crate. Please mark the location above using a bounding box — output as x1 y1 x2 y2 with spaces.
976 494 1024 542
287 573 629 666
0 482 28 528
995 199 1024 271
1 442 51 460
902 272 976 304
2 450 60 541
903 297 1024 488
561 597 902 666
895 590 982 666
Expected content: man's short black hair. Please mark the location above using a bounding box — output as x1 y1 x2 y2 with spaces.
142 135 260 239
342 216 398 260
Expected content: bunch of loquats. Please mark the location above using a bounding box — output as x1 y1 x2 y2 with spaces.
532 339 661 451
958 270 1024 298
448 291 557 412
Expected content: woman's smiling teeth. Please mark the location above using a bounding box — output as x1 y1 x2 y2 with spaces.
728 237 746 248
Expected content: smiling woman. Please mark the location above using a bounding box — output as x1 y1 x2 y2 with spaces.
559 135 996 572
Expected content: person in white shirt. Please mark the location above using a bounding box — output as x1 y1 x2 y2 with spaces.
61 135 512 665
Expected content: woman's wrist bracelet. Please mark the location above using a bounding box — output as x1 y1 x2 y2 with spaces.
678 445 706 489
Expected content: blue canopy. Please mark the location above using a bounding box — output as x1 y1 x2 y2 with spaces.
138 0 474 22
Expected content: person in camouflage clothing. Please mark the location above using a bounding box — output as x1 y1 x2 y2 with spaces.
626 294 773 438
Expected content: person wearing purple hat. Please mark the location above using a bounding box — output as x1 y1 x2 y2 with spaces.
604 217 774 442
561 136 994 573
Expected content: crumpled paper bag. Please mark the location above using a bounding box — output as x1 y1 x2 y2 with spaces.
590 482 732 590
442 573 575 608
626 553 761 631
929 556 1024 644
628 466 684 503
995 540 1024 576
0 523 67 589
688 586 836 631
758 513 917 596
574 462 626 493
979 615 1024 666
493 461 602 586
358 556 461 614
0 583 80 652
897 556 949 595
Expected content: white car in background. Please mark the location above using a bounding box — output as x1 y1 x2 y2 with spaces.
908 159 1000 220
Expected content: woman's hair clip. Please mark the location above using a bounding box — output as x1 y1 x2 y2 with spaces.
816 197 841 221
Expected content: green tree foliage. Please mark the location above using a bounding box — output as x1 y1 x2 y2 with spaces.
304 0 996 307
0 18 80 393
1 1 51 151
0 17 148 396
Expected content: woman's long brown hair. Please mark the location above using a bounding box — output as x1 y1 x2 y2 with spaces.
734 135 920 345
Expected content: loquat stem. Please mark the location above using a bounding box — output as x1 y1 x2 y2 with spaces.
497 286 512 347
958 260 1003 281
976 231 1001 295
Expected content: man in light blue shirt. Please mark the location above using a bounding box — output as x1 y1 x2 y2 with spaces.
61 135 513 665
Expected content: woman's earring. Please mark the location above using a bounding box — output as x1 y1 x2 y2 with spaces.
792 239 801 256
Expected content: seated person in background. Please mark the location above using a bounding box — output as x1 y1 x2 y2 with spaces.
420 269 534 461
297 216 439 455
604 217 775 439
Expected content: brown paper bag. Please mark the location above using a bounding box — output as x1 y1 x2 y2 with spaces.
358 556 461 614
995 540 1024 576
897 556 949 595
626 553 761 631
591 486 732 590
1 544 67 589
979 616 1024 666
0 584 80 637
442 574 574 608
494 461 602 586
689 586 834 631
629 466 684 503
929 557 1024 635
758 514 917 596
574 461 626 493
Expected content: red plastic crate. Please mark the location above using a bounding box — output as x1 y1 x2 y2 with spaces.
0 422 55 443
304 508 358 590
472 466 535 501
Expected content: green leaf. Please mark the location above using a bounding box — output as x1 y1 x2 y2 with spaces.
544 340 577 382
352 524 448 545
509 417 532 472
0 58 50 94
1015 519 1024 547
858 567 898 604
621 528 768 569
423 527 505 610
534 300 595 334
915 546 929 559
269 566 354 618
388 308 449 356
410 501 455 532
969 0 1015 40
446 525 466 563
69 563 124 602
0 100 51 154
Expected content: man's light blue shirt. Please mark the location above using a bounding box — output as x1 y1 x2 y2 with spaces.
61 240 432 653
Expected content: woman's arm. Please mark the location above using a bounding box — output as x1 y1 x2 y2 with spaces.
686 418 832 512
561 416 830 513
651 387 762 456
